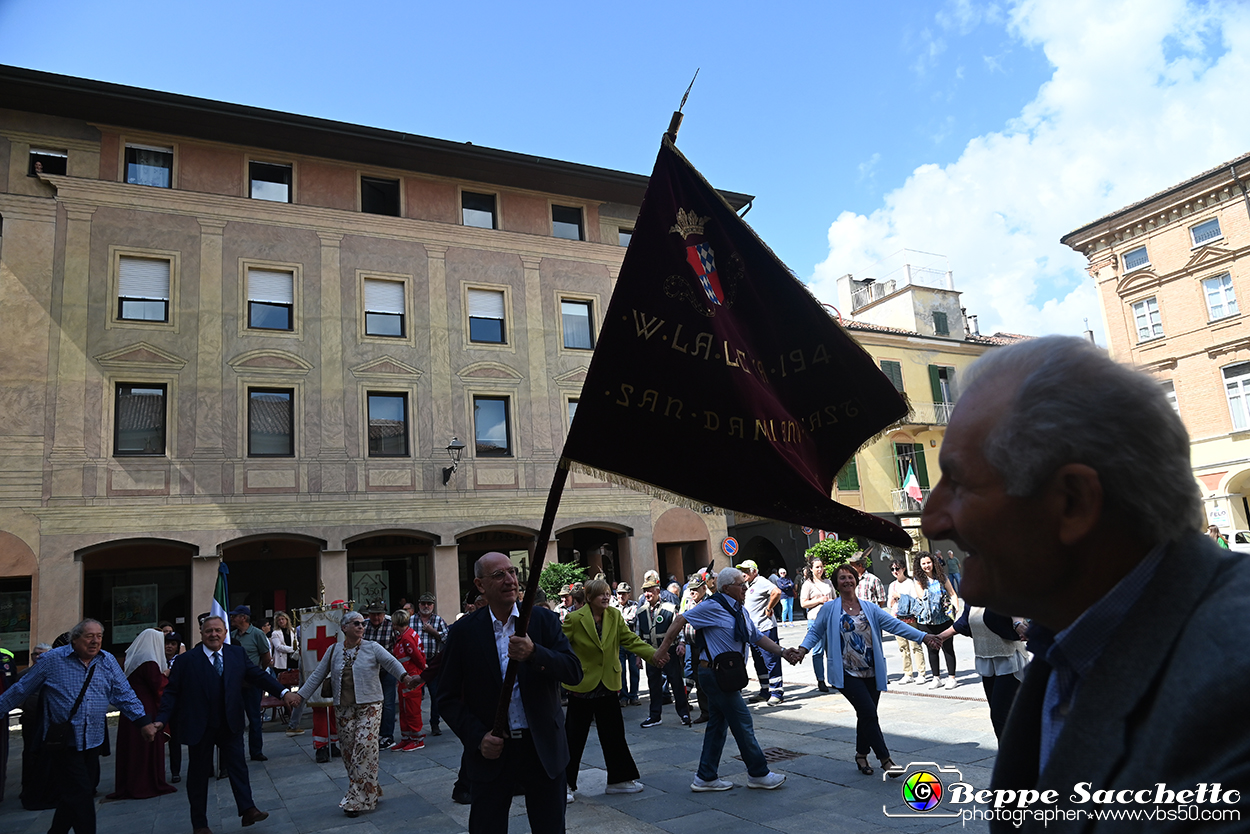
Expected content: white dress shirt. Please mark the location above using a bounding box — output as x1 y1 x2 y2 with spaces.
489 603 528 731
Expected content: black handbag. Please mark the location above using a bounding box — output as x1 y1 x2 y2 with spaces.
42 664 95 753
694 617 749 693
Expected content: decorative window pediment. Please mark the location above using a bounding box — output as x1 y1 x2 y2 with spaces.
457 361 523 384
350 357 424 380
95 341 187 370
228 349 313 376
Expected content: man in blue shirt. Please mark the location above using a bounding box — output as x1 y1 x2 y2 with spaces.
656 567 799 792
0 619 155 834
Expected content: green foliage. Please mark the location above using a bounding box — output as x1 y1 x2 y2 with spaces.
803 538 870 576
539 562 587 599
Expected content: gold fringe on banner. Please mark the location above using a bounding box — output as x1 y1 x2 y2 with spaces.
559 457 713 513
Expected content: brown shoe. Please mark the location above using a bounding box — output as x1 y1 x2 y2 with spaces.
241 807 269 826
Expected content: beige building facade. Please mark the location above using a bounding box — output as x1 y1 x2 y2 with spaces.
1062 152 1250 541
0 66 746 660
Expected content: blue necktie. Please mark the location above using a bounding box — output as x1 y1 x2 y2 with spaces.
213 651 223 676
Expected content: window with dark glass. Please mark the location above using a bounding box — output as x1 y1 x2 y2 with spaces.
364 278 405 337
473 396 511 456
467 288 505 344
248 388 294 456
462 191 497 229
361 176 401 216
367 393 408 457
28 149 67 176
118 256 171 322
561 300 594 349
567 399 578 427
248 268 294 331
250 161 292 202
125 144 173 188
114 383 166 456
552 204 584 241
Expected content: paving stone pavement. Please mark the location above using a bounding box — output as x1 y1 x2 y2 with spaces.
1 623 996 833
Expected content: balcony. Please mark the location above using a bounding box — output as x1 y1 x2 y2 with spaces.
901 401 954 427
891 488 930 513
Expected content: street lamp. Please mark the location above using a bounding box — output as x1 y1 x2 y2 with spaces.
442 436 467 486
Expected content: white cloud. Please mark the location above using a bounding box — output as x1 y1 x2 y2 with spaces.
809 0 1250 341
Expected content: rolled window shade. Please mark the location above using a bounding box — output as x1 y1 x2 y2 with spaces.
467 288 504 319
364 279 404 313
248 269 294 304
119 257 170 300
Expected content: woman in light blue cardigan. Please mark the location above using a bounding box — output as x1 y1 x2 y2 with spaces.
794 565 940 776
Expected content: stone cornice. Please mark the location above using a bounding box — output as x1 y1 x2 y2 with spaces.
37 175 631 267
30 489 654 536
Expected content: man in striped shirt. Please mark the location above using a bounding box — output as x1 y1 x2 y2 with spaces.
412 593 449 735
362 601 398 748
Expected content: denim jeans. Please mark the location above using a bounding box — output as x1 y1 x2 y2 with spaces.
695 668 769 780
242 684 264 757
379 671 398 739
779 598 794 623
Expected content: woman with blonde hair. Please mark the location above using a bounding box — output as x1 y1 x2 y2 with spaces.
563 576 658 798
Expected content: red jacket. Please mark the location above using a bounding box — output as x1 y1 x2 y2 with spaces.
391 627 427 679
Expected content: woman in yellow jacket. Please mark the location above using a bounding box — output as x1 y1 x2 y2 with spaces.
563 576 658 798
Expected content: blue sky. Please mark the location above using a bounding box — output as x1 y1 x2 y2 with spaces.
3 0 1249 340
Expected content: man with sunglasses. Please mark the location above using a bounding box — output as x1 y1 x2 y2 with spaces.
438 552 582 833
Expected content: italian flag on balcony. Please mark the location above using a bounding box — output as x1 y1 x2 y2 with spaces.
903 464 924 502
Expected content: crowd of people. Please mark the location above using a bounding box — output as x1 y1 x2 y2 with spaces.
3 337 1244 834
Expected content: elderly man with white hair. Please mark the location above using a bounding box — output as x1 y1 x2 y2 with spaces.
656 566 801 792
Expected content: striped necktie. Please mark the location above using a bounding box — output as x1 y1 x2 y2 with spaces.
212 651 223 676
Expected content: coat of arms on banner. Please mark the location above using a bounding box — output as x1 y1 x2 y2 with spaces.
295 605 346 707
666 208 742 315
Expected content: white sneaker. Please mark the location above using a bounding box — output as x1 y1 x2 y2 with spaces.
606 780 644 794
566 789 575 804
897 675 913 685
747 772 787 790
945 677 958 690
691 777 733 792
931 677 944 689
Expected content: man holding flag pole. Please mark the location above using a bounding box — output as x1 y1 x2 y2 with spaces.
437 96 917 830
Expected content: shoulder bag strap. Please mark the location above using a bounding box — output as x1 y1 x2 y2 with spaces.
66 663 96 720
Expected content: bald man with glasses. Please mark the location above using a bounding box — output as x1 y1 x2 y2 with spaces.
437 552 582 833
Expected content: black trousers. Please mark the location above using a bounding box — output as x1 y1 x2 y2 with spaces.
469 732 566 834
837 675 888 759
186 726 254 829
49 745 101 834
564 694 639 790
921 622 957 676
242 685 264 757
983 673 1022 739
645 654 690 720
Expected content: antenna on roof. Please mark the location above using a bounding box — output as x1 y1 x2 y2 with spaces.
666 68 701 145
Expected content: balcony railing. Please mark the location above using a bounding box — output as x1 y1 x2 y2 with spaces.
903 401 954 426
891 488 930 513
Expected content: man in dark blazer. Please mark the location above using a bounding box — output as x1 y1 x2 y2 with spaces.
922 336 1250 832
438 551 582 833
153 615 298 834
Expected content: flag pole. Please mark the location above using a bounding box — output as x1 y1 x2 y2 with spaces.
490 83 698 735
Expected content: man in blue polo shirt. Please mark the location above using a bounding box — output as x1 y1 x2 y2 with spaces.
656 567 800 792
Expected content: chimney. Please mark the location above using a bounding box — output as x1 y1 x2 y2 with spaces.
966 314 979 336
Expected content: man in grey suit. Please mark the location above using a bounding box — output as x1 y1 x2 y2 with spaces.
922 335 1249 832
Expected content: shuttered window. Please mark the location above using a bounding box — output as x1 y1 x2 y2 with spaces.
364 279 405 337
248 268 294 331
118 256 171 322
894 443 930 488
836 457 860 491
468 288 506 343
880 360 904 393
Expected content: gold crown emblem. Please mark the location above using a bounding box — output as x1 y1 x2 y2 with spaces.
670 208 709 239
